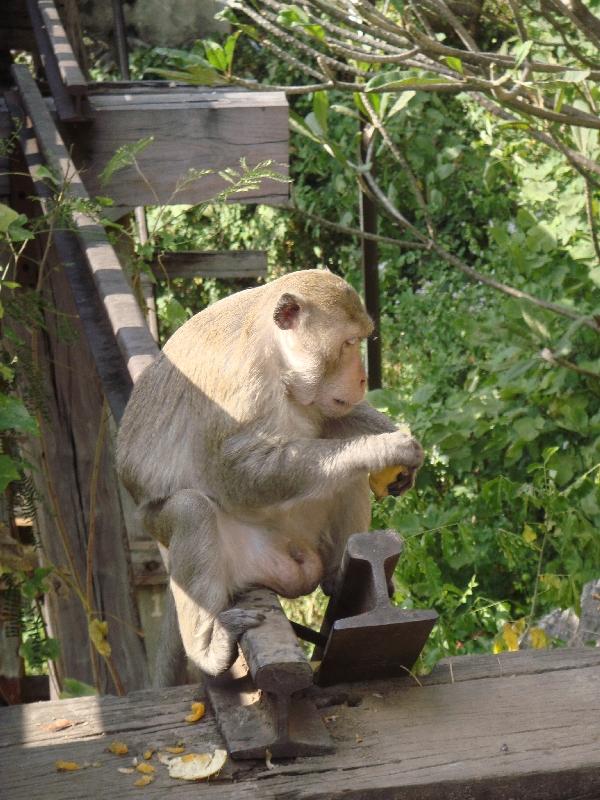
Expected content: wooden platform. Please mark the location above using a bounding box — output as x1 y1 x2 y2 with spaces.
1 649 600 799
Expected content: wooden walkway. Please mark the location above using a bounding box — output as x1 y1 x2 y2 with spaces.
1 648 600 799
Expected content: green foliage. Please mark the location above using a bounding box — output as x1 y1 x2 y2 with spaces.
121 8 599 665
60 677 96 698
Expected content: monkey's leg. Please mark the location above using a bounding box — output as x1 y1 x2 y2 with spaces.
321 474 371 596
154 490 265 678
153 584 187 687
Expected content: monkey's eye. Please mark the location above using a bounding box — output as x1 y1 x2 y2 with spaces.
344 337 360 347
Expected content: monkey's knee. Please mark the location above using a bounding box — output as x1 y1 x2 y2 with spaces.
145 490 217 545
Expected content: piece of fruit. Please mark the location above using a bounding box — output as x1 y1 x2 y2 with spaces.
369 465 411 499
184 701 206 723
107 741 129 755
55 760 81 771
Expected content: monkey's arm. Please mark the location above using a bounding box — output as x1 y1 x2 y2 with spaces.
321 402 398 439
219 425 422 510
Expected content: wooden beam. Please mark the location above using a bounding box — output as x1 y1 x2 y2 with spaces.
8 140 150 696
153 250 267 280
12 64 159 386
67 86 289 207
24 0 86 121
37 0 87 94
2 651 600 798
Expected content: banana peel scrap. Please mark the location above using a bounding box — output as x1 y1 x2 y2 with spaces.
134 774 154 787
55 760 81 772
168 749 227 781
185 701 206 723
107 741 129 756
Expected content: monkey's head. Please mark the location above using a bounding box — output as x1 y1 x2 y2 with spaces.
271 270 373 418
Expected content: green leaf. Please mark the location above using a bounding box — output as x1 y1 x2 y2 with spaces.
0 395 38 434
445 56 463 74
99 137 154 186
386 91 416 119
562 69 590 83
0 454 20 491
223 31 241 70
204 40 228 72
33 165 59 185
366 71 456 92
60 678 96 698
312 91 329 136
289 110 322 143
514 40 533 68
0 203 20 233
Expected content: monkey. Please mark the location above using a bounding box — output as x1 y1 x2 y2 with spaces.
116 269 423 686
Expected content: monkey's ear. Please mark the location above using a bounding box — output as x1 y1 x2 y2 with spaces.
273 293 301 330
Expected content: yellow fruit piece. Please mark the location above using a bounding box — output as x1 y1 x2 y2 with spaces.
168 749 227 781
143 749 154 760
165 745 186 754
108 741 129 756
55 760 81 772
185 701 206 723
134 775 154 787
369 465 409 499
136 763 155 774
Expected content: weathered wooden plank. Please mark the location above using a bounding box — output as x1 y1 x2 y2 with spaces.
67 88 289 207
24 0 83 121
12 64 159 384
38 0 87 93
153 250 267 280
425 645 600 685
6 145 150 695
1 654 599 799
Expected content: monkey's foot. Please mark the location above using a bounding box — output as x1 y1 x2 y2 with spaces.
192 609 265 677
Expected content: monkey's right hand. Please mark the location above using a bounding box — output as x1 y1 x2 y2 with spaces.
380 429 424 471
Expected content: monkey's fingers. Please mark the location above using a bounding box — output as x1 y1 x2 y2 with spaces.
369 465 411 499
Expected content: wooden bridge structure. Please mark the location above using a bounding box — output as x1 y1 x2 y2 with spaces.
0 0 288 699
1 4 600 799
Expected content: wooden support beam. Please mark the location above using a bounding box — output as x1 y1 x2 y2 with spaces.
67 86 289 207
12 64 159 388
1 87 290 208
153 250 267 280
24 0 86 121
37 0 87 95
7 139 150 697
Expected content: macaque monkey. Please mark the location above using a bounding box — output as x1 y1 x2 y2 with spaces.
117 269 423 685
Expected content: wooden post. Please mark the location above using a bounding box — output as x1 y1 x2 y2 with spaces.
359 121 382 389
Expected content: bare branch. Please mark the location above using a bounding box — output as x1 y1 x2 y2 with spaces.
362 168 599 334
294 206 429 249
